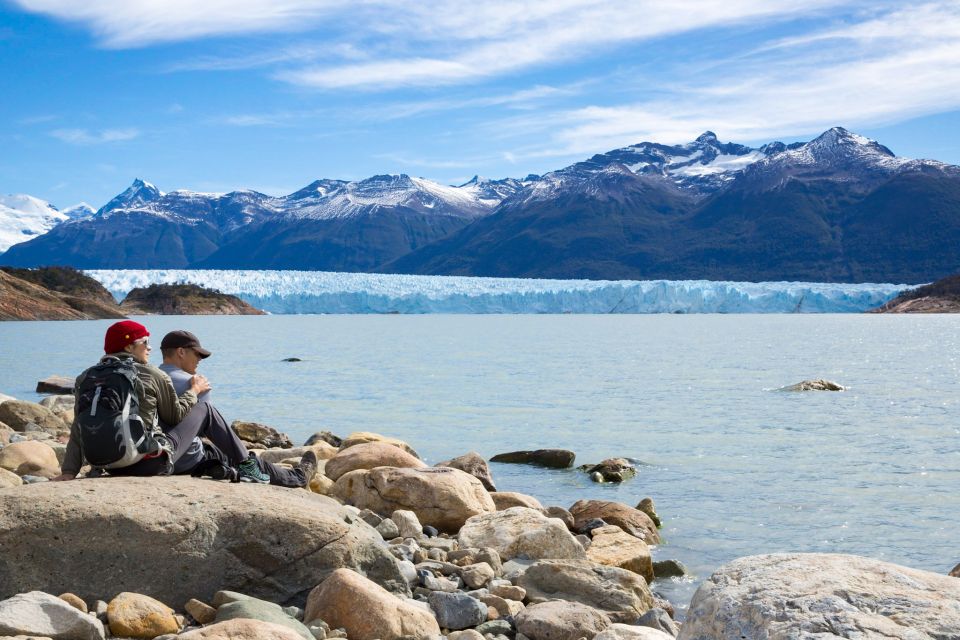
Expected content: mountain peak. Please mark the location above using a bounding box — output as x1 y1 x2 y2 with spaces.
97 179 163 216
695 131 718 144
806 127 895 158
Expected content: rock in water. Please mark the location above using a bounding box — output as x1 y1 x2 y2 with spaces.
0 590 105 640
36 376 75 394
581 458 637 483
0 477 406 607
490 449 575 468
678 553 960 639
778 379 846 391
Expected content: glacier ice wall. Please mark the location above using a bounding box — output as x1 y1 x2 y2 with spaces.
85 269 908 314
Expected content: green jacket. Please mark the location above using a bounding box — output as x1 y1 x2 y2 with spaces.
61 353 198 475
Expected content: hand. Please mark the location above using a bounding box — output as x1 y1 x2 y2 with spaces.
190 373 211 395
52 473 76 482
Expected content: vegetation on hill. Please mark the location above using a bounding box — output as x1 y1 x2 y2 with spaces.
0 267 124 320
120 283 264 315
871 273 960 313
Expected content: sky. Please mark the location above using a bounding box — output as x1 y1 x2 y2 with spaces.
1 0 959 209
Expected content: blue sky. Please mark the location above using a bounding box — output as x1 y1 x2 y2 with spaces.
2 0 959 209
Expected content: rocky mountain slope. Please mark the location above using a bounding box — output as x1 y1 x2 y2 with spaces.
3 127 959 282
871 273 960 313
0 267 123 320
119 283 265 315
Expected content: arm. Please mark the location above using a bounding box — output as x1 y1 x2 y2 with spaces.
150 368 208 426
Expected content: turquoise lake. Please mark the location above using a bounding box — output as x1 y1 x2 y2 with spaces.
1 313 958 616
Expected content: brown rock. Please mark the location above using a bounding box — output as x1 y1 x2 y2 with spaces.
326 442 427 481
570 500 660 544
230 421 293 448
0 440 60 476
544 506 576 530
257 443 338 465
950 562 960 578
479 594 525 617
491 491 544 512
58 593 88 613
177 618 305 640
0 468 21 488
340 432 420 458
490 584 526 601
333 466 495 533
184 599 216 625
586 526 653 584
36 376 75 394
0 400 67 434
106 592 179 639
0 422 13 445
309 474 335 495
515 600 611 640
436 452 496 491
458 507 586 561
490 449 575 468
582 458 636 483
304 568 440 640
635 498 661 529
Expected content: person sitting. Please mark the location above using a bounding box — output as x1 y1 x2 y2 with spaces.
158 329 314 487
53 321 315 488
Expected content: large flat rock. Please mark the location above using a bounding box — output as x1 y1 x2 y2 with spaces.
0 477 406 609
679 553 960 639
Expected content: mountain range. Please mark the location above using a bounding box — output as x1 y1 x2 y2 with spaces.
2 127 959 283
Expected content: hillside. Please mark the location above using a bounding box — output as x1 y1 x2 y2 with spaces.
119 283 265 315
871 274 960 313
0 267 124 320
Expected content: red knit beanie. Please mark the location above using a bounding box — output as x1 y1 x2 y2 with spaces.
104 320 149 354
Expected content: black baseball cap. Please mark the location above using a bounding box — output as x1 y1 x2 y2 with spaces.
160 330 212 358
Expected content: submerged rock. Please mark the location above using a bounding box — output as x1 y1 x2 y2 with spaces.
778 379 846 392
490 449 575 468
580 458 636 483
570 500 661 545
679 553 960 639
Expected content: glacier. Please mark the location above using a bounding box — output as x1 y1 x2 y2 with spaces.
85 270 908 314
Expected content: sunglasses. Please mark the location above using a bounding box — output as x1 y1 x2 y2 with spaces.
133 338 151 347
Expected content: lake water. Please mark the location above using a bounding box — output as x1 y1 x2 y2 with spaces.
1 314 958 616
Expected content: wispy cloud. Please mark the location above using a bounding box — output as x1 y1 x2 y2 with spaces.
49 128 140 144
19 114 60 125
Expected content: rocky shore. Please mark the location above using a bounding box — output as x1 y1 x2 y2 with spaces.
871 272 960 313
120 283 264 316
2 387 959 640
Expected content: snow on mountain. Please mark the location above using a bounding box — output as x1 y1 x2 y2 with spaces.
61 203 95 220
458 176 531 207
85 269 906 314
96 178 163 216
0 194 68 253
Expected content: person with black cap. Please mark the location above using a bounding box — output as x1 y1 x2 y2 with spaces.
159 329 316 487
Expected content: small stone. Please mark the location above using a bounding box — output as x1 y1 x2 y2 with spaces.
476 620 514 635
575 534 592 550
94 600 108 619
428 592 488 630
419 536 456 551
308 623 328 640
184 599 216 625
652 560 686 579
490 584 525 601
428 548 446 561
392 510 424 539
475 548 503 576
359 509 384 527
412 549 430 563
462 562 496 589
421 573 460 592
107 592 179 639
398 559 419 586
58 593 88 613
635 608 678 637
478 595 524 617
377 518 401 540
282 606 302 620
422 525 440 538
635 499 661 528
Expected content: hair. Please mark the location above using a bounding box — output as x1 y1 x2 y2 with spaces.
160 347 177 359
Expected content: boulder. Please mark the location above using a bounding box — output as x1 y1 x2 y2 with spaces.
428 591 487 630
0 591 105 640
184 599 216 625
778 378 845 391
257 443 337 465
178 618 306 640
436 452 496 491
333 467 494 533
586 526 653 584
679 553 960 639
326 442 426 481
0 441 60 476
391 510 423 539
544 506 575 529
304 568 440 640
303 431 343 448
581 458 636 483
570 500 660 544
57 593 87 614
950 562 960 578
106 592 179 639
635 498 661 528
38 395 74 414
491 491 544 512
635 609 677 637
215 598 311 639
519 559 654 622
340 432 420 458
515 600 611 640
490 449 575 468
478 593 524 617
230 420 293 448
0 401 67 434
595 624 675 640
458 507 586 561
0 477 406 607
461 562 495 589
652 560 686 579
0 468 21 488
36 376 75 394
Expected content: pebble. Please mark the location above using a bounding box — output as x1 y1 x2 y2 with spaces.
423 525 440 537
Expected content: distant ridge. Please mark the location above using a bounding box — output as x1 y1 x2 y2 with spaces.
3 127 960 283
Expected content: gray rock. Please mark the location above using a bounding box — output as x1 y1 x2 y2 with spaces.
437 452 497 492
308 623 328 640
476 620 514 635
428 592 488 631
428 548 446 561
595 624 675 640
634 499 661 529
461 562 495 589
358 509 384 527
515 600 611 640
778 378 845 391
0 591 105 640
458 508 586 562
283 605 303 620
475 548 503 576
398 560 419 587
502 558 536 581
421 573 461 592
679 553 960 639
489 449 575 469
652 560 686 579
303 431 343 448
519 559 653 623
0 477 407 607
38 395 74 413
544 506 575 530
216 599 313 639
377 518 401 540
635 609 677 637
420 537 458 552
393 510 424 539
213 590 266 608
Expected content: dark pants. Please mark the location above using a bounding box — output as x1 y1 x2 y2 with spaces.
113 403 306 487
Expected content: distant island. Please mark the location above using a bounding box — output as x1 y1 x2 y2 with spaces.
0 267 264 320
871 273 960 313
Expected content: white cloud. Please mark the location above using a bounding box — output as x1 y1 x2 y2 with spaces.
50 128 141 144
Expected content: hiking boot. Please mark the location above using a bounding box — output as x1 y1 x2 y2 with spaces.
297 450 318 487
208 463 239 483
238 454 270 484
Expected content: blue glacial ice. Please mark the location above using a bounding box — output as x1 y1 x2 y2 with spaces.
85 269 909 314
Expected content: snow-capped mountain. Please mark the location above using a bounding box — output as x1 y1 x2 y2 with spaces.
0 194 68 253
96 178 163 216
61 203 95 220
